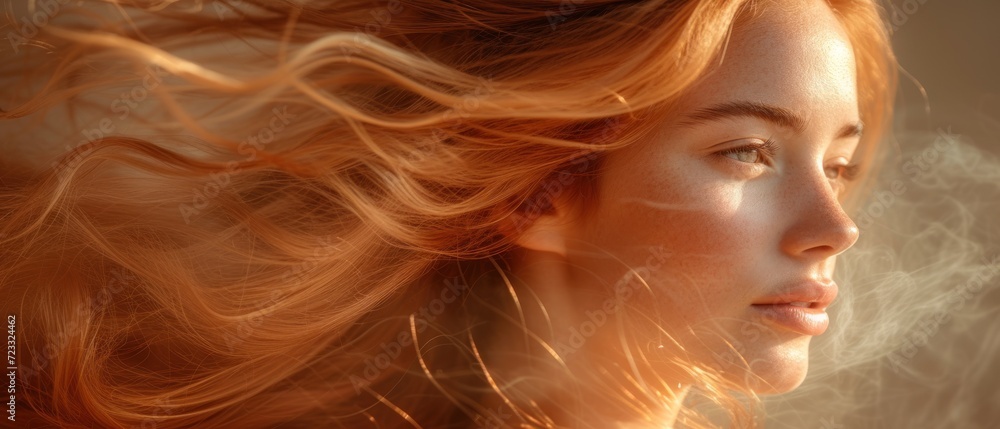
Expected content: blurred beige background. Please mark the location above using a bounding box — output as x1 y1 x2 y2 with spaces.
758 1 1000 428
890 0 1000 154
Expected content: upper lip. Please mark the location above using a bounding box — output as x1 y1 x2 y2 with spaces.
751 279 839 310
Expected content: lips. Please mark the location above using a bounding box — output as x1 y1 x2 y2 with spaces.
751 279 838 335
750 303 830 336
751 279 839 310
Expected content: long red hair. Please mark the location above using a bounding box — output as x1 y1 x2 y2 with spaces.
0 0 896 427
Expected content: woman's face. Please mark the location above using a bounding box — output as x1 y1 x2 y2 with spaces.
542 0 862 394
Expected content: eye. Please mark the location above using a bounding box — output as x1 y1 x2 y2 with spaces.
717 138 778 165
825 163 862 182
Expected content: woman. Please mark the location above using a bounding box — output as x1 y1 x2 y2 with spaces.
0 0 898 427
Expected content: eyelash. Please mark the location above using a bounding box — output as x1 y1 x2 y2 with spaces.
717 139 862 183
717 138 780 166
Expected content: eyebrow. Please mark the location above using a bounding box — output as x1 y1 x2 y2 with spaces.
676 100 864 139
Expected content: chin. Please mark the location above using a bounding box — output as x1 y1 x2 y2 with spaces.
726 335 813 395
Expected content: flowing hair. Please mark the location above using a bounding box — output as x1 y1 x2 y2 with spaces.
0 0 896 427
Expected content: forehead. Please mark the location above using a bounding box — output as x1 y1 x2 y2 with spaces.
675 0 859 125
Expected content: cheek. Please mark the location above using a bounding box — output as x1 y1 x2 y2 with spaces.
584 156 774 322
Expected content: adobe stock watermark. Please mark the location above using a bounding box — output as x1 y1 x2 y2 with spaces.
425 75 497 137
6 314 16 423
511 115 627 235
703 314 791 392
50 64 172 183
347 276 469 394
887 0 931 32
886 254 1000 373
854 126 959 230
818 417 844 429
5 0 70 54
325 0 403 61
413 75 497 161
222 235 345 353
213 0 240 19
551 244 670 358
129 396 173 429
475 405 514 429
178 105 296 224
708 319 771 376
20 268 137 384
545 0 588 30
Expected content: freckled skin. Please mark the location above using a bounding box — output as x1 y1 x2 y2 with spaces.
515 0 863 396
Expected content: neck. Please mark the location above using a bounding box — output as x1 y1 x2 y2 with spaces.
478 247 689 428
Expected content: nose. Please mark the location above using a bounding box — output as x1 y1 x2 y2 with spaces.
779 166 860 259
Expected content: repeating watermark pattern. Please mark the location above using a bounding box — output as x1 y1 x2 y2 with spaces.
475 405 514 429
818 417 844 429
854 126 959 229
402 75 499 168
509 148 598 235
20 268 137 384
708 319 770 377
178 105 296 224
5 0 70 54
422 75 498 154
335 0 404 62
551 244 670 358
545 0 588 30
212 0 246 20
511 115 627 235
887 0 931 32
347 276 469 394
221 235 345 353
886 255 1000 373
472 245 669 429
129 396 172 429
51 64 172 183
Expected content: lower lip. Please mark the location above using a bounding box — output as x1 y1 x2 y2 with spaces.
750 304 830 336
